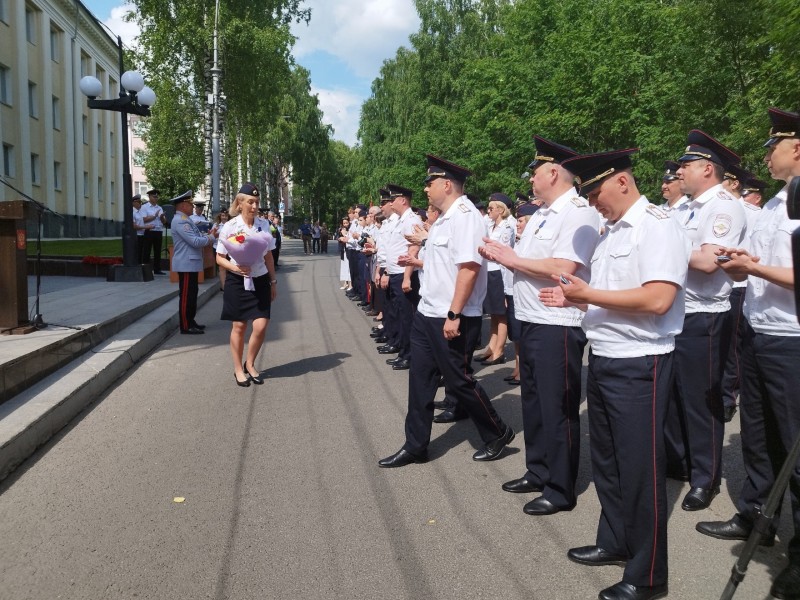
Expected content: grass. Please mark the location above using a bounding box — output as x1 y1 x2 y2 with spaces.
29 235 173 256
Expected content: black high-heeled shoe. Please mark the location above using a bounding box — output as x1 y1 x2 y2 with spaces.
243 362 264 385
234 373 251 387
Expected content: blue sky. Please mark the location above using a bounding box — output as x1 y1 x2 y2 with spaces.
83 0 420 146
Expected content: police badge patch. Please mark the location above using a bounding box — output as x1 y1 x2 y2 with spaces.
712 214 732 238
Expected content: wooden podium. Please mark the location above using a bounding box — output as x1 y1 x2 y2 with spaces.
0 201 35 334
168 244 216 283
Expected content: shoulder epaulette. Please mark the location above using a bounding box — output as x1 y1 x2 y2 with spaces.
645 205 669 220
570 197 589 208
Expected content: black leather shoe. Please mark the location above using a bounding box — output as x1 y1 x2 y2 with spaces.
695 516 775 546
503 375 519 382
191 322 206 330
567 546 627 567
392 359 411 370
371 326 383 333
723 404 738 422
681 486 719 511
433 409 467 423
180 327 205 334
378 448 427 468
243 362 264 385
598 581 667 600
771 563 800 600
370 331 383 338
365 310 378 316
472 425 515 461
480 355 505 365
433 401 449 410
522 496 574 516
507 378 520 386
378 346 400 354
386 357 401 365
357 301 369 306
374 336 389 344
437 376 445 387
502 476 542 494
234 373 250 387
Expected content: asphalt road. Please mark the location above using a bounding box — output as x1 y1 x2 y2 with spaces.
0 241 791 599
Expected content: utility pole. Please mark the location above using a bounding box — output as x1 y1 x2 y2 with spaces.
210 0 222 213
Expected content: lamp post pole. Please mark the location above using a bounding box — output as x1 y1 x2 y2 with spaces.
80 36 156 282
211 0 222 214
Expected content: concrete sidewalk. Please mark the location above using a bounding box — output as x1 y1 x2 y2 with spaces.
0 272 218 481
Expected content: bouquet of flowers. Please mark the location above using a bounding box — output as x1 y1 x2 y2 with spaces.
218 228 271 291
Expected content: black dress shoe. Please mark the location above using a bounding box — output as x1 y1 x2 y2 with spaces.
502 476 542 494
191 322 207 330
180 327 205 334
370 331 383 338
371 326 383 333
681 486 719 511
365 310 378 316
234 373 250 387
433 401 449 410
598 581 667 600
386 357 401 365
472 425 515 461
503 375 519 382
378 448 427 468
437 376 445 387
374 336 389 344
392 359 411 370
480 355 505 365
243 362 264 385
695 515 775 546
567 545 627 567
433 409 467 423
507 378 520 386
378 345 400 354
771 563 800 600
723 404 738 422
523 496 574 516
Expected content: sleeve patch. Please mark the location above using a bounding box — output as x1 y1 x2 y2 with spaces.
712 214 733 238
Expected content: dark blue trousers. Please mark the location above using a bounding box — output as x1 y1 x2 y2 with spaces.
388 272 420 361
735 323 800 564
721 287 746 409
589 352 671 588
518 322 586 508
666 312 729 489
403 313 507 456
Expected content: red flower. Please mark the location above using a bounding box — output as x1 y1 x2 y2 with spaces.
235 234 246 243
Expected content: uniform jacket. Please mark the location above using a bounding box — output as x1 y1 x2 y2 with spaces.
171 212 211 272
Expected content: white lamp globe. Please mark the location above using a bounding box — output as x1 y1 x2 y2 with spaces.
121 71 145 93
79 76 103 98
138 86 156 107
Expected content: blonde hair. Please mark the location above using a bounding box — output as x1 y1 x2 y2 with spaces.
229 192 257 217
488 200 510 219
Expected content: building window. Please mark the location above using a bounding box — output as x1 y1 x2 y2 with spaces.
28 81 37 118
82 115 88 144
98 177 103 200
83 171 89 197
50 26 61 62
53 161 61 190
52 96 60 129
0 65 10 105
25 5 37 45
110 131 115 157
133 148 146 167
2 143 14 177
110 181 115 203
80 52 90 77
30 153 40 185
136 182 149 196
97 123 102 151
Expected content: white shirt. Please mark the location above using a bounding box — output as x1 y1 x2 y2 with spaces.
584 197 691 358
376 214 397 268
733 199 762 289
133 207 146 236
386 207 423 275
347 221 362 251
513 189 600 326
664 195 690 215
418 195 487 318
486 217 515 273
744 189 800 336
217 215 276 279
140 201 164 232
675 183 746 313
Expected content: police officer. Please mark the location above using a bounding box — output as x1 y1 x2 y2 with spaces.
546 148 690 600
189 200 211 232
665 130 747 511
378 155 514 468
720 163 762 422
660 160 688 213
697 107 800 600
383 184 423 371
376 195 400 351
170 190 215 334
131 194 150 265
140 188 167 274
481 136 600 516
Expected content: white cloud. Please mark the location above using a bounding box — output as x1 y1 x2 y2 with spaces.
312 87 364 146
102 4 140 50
292 0 419 78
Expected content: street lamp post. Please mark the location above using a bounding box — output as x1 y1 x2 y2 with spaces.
79 36 156 282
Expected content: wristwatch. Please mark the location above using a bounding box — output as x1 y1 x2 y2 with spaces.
447 310 462 321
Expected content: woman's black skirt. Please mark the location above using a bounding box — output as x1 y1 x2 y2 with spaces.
483 270 506 316
221 272 271 321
